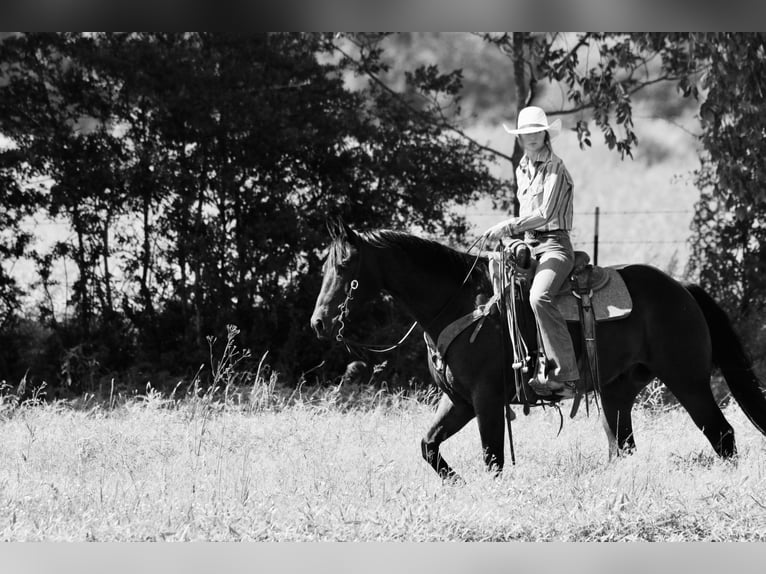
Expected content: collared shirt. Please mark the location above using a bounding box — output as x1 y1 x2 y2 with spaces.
511 149 574 234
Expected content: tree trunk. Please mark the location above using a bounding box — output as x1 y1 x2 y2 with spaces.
510 32 531 217
140 187 156 321
101 214 114 317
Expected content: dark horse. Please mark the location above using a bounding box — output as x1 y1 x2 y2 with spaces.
310 220 766 480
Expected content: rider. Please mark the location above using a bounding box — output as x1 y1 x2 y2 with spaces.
483 106 579 396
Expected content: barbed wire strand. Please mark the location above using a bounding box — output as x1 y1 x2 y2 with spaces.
470 209 693 216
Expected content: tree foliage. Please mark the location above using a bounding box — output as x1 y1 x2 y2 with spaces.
0 32 501 391
685 33 766 317
480 33 766 320
1 32 764 392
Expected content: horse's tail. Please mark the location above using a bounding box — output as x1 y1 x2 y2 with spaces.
685 282 766 436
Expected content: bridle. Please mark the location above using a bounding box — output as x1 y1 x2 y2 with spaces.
334 279 358 344
333 272 420 355
331 234 487 356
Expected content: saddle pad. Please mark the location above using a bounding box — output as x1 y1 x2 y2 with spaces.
556 267 632 322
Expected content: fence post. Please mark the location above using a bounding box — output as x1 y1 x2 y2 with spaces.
593 206 600 266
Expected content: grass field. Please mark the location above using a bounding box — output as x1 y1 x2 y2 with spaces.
2 379 766 542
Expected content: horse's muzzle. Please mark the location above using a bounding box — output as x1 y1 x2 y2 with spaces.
310 314 329 340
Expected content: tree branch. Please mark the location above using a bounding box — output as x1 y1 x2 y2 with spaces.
333 36 515 163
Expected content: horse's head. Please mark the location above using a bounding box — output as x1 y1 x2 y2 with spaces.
310 219 375 341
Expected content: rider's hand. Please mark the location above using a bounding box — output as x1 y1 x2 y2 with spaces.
483 220 514 244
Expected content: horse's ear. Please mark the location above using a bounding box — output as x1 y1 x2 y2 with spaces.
326 218 340 239
328 216 358 244
339 218 358 245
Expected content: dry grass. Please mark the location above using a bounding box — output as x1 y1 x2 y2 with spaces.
1 379 765 542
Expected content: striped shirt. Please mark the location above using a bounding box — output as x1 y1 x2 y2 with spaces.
511 149 574 234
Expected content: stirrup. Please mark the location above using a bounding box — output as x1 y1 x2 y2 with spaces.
554 380 577 399
528 377 553 396
529 377 576 399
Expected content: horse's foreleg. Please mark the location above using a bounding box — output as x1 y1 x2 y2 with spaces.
600 371 643 460
421 393 475 481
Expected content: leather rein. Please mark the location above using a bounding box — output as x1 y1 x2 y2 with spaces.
334 278 420 354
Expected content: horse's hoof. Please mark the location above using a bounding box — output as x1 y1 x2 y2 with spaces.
442 473 465 486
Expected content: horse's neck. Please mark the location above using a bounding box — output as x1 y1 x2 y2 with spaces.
376 247 475 337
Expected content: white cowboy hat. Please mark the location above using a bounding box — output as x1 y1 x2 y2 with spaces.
502 106 561 138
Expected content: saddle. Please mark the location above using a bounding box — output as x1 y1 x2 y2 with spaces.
511 246 633 415
423 242 634 416
557 251 632 322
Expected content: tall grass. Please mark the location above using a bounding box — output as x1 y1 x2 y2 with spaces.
1 330 765 541
1 383 766 540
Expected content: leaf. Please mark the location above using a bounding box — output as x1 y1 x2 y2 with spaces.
734 206 749 222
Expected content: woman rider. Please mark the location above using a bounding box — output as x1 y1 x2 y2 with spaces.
483 106 579 396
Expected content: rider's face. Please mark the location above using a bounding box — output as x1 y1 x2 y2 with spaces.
520 131 546 154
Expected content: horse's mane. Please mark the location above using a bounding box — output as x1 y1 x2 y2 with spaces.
359 229 489 287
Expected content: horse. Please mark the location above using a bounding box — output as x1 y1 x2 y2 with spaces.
310 220 766 480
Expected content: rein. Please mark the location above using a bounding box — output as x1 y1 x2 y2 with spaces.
335 278 420 354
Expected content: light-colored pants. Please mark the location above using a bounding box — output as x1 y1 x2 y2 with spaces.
528 230 580 383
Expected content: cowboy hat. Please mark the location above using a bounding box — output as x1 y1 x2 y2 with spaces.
502 106 561 138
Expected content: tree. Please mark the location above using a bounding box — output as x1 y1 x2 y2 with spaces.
0 33 504 388
686 34 766 317
3 32 764 391
0 153 39 330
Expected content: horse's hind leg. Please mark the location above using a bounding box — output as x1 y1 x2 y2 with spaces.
665 377 736 457
421 393 475 481
600 369 646 460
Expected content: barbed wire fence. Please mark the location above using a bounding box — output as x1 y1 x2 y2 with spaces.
469 207 694 267
577 208 692 265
